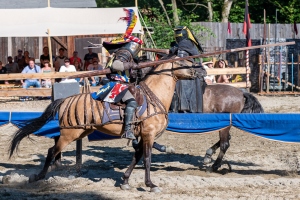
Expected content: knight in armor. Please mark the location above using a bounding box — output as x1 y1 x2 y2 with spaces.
169 26 205 113
92 8 143 140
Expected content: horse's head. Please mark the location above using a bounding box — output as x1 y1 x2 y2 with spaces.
172 59 203 81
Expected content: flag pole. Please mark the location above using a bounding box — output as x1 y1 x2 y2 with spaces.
260 9 266 93
267 23 270 92
245 0 250 89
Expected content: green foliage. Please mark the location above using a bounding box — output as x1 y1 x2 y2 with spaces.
142 8 173 48
96 0 300 24
141 7 214 48
228 2 244 22
269 0 300 23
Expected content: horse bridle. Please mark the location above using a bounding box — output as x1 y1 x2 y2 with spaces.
171 60 198 81
146 60 198 82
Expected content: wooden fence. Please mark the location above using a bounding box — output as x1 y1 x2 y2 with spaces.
192 22 300 52
0 68 251 97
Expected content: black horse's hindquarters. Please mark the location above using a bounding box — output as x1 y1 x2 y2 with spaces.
241 92 264 113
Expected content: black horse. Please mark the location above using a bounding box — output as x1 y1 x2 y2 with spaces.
151 84 264 171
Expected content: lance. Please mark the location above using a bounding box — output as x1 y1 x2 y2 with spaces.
140 48 169 54
68 41 295 79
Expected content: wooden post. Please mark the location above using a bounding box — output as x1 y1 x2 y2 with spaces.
292 54 294 92
258 55 262 93
266 23 270 93
279 46 282 91
48 0 50 7
261 9 266 93
47 29 53 70
212 57 217 68
76 139 82 171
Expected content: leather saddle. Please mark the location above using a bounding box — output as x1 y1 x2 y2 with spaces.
109 84 144 110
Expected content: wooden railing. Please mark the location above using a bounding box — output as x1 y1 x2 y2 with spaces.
0 68 250 97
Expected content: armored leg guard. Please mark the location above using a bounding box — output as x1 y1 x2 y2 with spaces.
122 99 138 140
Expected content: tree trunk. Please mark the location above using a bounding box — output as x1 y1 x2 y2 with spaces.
171 0 180 26
221 0 233 22
207 0 213 22
158 0 172 26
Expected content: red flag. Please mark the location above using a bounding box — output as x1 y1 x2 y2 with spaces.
294 21 298 35
243 0 252 47
227 21 231 34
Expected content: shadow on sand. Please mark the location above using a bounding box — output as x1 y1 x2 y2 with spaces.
1 144 298 185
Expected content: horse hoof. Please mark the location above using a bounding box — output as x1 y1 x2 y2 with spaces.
120 184 132 190
205 166 213 173
212 165 219 172
28 174 38 183
150 187 161 193
2 175 11 184
166 146 175 154
203 157 212 165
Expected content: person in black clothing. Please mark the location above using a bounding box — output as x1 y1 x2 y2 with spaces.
40 46 50 68
169 26 205 113
83 46 99 70
14 49 25 72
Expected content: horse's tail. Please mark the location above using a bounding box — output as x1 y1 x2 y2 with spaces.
9 98 65 159
241 93 264 113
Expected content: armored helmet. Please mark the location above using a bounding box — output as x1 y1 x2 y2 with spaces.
173 26 204 53
174 26 188 44
123 41 141 57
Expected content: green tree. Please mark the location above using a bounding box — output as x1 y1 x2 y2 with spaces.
96 0 300 23
142 7 214 48
268 0 300 23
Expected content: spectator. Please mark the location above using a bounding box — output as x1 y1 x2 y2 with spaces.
0 61 8 84
14 49 25 71
59 58 77 83
216 59 230 83
202 60 215 84
41 60 52 88
21 59 41 89
87 60 103 86
74 60 83 84
54 47 67 71
40 46 51 68
24 51 30 66
84 46 99 70
5 56 19 74
74 60 83 71
70 51 83 68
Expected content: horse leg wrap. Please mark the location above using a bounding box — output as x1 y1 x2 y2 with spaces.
203 148 215 164
132 139 139 150
153 142 166 152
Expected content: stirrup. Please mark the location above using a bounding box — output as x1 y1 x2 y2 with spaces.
121 130 136 140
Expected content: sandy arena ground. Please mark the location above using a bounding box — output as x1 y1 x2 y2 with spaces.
0 94 300 199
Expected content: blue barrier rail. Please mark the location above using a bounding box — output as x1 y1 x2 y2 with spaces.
1 112 300 143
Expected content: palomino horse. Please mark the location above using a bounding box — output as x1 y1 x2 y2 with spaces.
9 60 197 192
